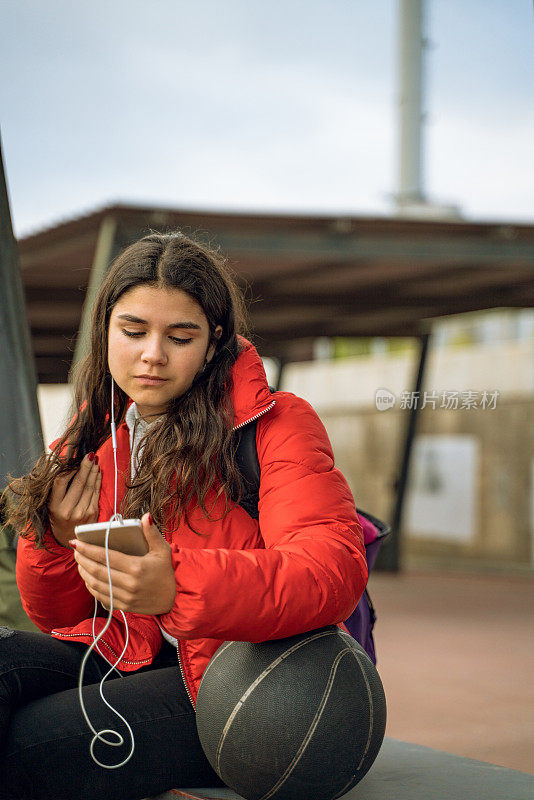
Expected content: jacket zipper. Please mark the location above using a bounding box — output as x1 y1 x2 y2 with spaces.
232 399 276 432
176 640 195 708
50 630 151 666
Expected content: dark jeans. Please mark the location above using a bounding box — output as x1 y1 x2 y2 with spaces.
0 627 225 800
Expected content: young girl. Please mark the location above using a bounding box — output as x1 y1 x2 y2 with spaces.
2 232 367 800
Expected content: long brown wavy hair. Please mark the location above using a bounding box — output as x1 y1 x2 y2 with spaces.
4 231 249 548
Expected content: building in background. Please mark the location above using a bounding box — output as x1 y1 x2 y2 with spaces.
20 203 534 575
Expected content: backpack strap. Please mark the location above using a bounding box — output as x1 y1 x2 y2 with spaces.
234 419 261 520
233 386 276 520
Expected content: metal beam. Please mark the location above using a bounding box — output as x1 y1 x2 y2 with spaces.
219 232 534 266
376 330 432 571
0 133 44 488
72 215 119 372
253 278 534 311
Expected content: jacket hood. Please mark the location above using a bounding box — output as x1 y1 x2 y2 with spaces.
230 336 275 428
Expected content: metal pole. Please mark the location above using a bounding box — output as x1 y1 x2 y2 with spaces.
397 0 426 209
273 356 287 392
71 215 118 374
376 330 432 571
0 132 44 488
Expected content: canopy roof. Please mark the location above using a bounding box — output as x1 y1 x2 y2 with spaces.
18 203 534 382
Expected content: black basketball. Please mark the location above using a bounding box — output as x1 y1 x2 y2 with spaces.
195 625 387 800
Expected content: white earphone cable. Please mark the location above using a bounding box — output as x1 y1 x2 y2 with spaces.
77 376 135 769
111 375 119 518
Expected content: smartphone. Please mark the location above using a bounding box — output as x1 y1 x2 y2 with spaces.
75 519 148 556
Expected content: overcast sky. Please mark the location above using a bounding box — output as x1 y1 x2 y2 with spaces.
1 0 533 238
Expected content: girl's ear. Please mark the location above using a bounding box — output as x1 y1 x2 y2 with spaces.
206 325 223 363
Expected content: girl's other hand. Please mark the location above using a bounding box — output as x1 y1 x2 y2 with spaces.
48 453 102 548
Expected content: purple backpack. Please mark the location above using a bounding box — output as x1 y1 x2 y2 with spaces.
342 510 390 665
235 418 390 666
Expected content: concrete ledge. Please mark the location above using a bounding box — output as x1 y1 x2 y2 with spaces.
147 737 534 800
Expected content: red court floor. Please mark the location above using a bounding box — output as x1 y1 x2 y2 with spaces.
367 569 534 774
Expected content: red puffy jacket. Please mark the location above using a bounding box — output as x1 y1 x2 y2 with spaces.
16 338 367 706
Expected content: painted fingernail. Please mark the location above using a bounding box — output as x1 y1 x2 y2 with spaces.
69 540 77 549
87 452 95 462
148 513 153 526
94 454 99 465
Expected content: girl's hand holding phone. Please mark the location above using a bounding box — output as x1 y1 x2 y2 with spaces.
48 453 102 548
71 512 177 616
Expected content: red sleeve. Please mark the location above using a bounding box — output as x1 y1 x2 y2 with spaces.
158 393 367 642
16 530 95 633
